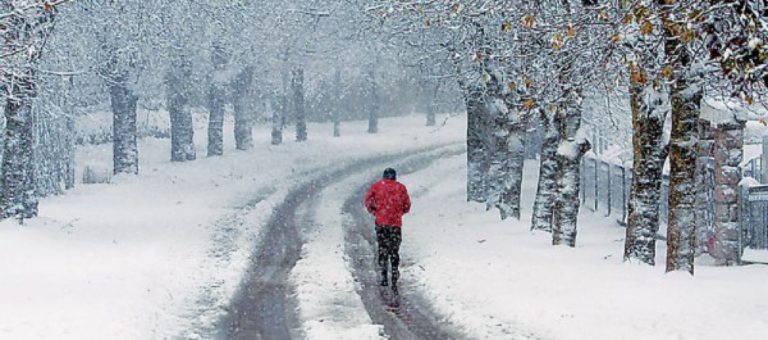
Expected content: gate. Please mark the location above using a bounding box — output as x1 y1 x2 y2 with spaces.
743 185 768 249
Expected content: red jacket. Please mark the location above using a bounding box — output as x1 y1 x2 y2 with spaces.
364 179 411 227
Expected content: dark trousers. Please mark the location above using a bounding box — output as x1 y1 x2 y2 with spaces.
376 225 402 282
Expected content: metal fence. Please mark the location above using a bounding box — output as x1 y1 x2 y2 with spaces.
579 155 669 226
580 154 768 250
743 185 768 249
739 156 767 249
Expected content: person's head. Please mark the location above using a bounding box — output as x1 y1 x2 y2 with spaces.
383 168 397 180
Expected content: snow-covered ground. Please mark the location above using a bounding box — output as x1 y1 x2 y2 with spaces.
290 170 385 340
4 107 766 340
400 155 768 340
0 113 464 339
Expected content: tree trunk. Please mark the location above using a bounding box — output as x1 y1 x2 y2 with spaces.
0 0 56 220
466 84 488 202
51 62 75 193
552 100 591 247
110 80 139 175
506 126 526 220
484 95 526 221
367 68 379 134
233 66 255 150
207 85 226 156
34 75 77 197
624 79 669 265
64 115 76 190
270 98 282 145
449 39 488 203
665 46 702 274
293 67 307 141
1 77 39 220
33 109 66 196
207 45 228 156
167 54 196 162
333 70 342 137
531 109 560 232
666 85 701 273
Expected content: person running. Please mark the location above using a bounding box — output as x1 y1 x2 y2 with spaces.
364 167 411 291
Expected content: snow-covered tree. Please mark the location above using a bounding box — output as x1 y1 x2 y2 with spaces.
207 43 228 156
331 69 342 137
292 66 307 141
166 51 196 161
89 2 162 175
0 0 59 220
621 0 673 265
232 65 255 150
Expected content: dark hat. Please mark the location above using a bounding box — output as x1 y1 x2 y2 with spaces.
383 168 397 180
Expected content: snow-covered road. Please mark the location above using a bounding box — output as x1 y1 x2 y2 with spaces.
342 146 469 340
217 143 465 339
0 114 466 340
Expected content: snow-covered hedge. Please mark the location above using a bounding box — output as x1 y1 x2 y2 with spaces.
73 107 225 145
74 108 170 145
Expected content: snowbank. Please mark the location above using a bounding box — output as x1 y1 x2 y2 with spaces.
401 155 768 340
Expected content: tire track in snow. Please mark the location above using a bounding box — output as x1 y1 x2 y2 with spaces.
343 147 469 340
289 167 386 339
183 186 278 339
213 143 462 340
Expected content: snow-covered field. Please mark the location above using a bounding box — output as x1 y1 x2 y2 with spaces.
400 155 768 340
0 113 464 339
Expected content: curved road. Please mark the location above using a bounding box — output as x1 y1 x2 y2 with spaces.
214 144 466 339
343 147 467 340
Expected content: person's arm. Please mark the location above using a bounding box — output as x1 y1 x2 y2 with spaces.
364 184 377 214
402 185 411 214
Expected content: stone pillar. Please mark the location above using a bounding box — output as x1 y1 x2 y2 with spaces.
711 120 746 265
695 120 716 255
